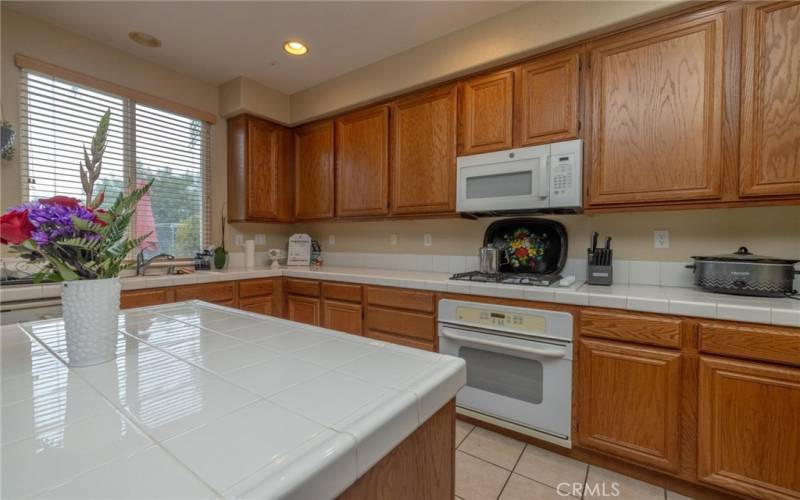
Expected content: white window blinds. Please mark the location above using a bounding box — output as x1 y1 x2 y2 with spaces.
19 69 211 258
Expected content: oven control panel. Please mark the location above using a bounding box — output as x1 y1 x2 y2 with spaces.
456 306 546 333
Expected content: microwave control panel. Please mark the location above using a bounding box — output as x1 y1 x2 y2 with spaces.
548 139 582 208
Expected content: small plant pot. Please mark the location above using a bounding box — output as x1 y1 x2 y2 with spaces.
213 247 228 270
61 277 121 366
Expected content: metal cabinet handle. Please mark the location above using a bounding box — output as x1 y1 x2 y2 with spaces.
441 329 566 359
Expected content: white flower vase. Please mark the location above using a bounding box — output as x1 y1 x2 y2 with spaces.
61 277 122 367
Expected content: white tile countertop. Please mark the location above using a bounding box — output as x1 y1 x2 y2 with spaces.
1 265 798 327
0 302 466 498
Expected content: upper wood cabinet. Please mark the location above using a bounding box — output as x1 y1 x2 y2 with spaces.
227 115 293 222
516 49 580 147
578 338 682 473
294 121 335 220
391 84 458 215
335 105 390 217
698 356 800 498
458 69 515 155
739 1 800 198
586 12 725 206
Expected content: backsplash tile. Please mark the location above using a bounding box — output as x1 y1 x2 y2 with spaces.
628 261 660 285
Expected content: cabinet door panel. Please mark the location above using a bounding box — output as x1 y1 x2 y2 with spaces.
287 295 321 326
295 121 334 219
698 356 800 498
335 105 390 217
578 339 682 472
323 300 363 335
740 1 800 197
516 50 579 147
239 296 274 317
391 85 457 214
587 13 724 205
121 289 173 309
247 119 279 219
459 70 514 155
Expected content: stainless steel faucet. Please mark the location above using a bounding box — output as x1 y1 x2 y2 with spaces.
135 252 175 276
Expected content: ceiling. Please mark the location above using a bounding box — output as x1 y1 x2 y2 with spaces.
7 1 524 95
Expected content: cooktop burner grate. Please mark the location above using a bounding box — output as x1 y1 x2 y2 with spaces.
450 271 561 286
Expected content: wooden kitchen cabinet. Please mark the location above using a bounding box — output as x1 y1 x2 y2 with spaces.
239 295 274 316
294 121 335 220
458 69 515 155
227 115 293 222
698 356 800 498
578 338 682 473
287 295 321 326
586 11 725 206
323 300 363 335
335 105 390 217
390 84 458 215
515 48 580 147
174 282 236 306
121 288 174 309
739 1 800 198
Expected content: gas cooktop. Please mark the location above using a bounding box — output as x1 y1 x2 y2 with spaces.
450 271 562 287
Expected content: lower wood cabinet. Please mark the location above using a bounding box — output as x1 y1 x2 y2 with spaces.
577 338 682 473
174 282 235 305
698 356 800 499
120 288 174 309
323 300 362 335
287 295 321 326
239 295 274 316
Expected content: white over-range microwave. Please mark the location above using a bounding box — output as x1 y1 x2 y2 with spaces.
456 139 582 216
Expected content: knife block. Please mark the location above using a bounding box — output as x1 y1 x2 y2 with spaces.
587 250 613 286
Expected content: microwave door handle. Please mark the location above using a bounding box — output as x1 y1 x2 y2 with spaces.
441 329 566 359
538 158 549 199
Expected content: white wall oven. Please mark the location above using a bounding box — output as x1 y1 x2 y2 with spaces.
438 299 573 447
456 139 582 215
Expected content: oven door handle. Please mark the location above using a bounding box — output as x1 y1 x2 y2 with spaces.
440 329 567 359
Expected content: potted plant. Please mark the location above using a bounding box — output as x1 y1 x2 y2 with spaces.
213 207 228 269
0 110 153 366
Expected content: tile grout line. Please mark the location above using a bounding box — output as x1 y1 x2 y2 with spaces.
581 461 590 500
455 421 475 449
496 443 527 500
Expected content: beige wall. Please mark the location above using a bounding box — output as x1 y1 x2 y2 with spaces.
219 76 291 125
298 206 800 261
0 7 289 254
288 0 687 123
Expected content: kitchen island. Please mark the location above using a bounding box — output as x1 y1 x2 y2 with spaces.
0 301 466 498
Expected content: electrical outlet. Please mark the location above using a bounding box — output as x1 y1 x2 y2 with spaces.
254 234 266 245
389 234 398 246
654 230 670 249
328 235 336 245
424 234 433 247
234 234 244 246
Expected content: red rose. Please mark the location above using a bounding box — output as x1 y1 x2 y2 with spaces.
40 196 81 208
92 208 109 226
515 247 528 258
0 210 35 245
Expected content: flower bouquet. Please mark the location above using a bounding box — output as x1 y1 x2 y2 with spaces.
0 110 153 366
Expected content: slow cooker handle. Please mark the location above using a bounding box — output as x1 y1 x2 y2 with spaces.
685 264 696 270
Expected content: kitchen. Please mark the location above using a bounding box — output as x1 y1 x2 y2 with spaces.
1 1 799 499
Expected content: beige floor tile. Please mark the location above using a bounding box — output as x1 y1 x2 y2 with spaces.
455 450 511 500
458 426 525 470
499 473 573 500
514 444 588 489
456 419 475 448
667 491 694 500
584 466 665 500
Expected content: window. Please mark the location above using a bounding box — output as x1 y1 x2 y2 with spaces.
19 69 211 258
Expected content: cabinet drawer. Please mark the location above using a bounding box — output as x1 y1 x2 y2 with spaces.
239 296 274 317
322 282 362 303
580 309 682 349
174 282 234 303
365 329 436 352
121 288 173 309
238 278 275 299
365 286 434 313
366 306 435 342
286 278 321 297
699 321 800 367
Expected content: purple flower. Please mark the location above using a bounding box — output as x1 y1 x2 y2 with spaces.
12 200 97 247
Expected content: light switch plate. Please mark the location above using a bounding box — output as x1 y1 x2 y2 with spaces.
329 235 336 245
254 234 266 245
389 234 398 246
424 234 433 247
654 230 670 249
235 234 244 246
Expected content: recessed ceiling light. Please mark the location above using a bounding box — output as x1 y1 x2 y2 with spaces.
128 32 162 48
283 40 308 56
